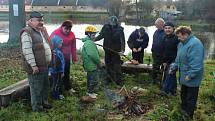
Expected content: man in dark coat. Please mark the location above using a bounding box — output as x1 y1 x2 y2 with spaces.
127 27 149 63
95 16 125 86
151 18 165 85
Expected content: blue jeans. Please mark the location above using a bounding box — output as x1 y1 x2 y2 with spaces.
87 70 98 93
162 68 177 94
50 73 62 99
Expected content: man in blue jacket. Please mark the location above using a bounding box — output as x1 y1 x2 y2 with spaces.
127 27 149 63
151 18 165 85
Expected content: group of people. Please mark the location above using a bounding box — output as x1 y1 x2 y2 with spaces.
151 18 204 119
20 11 204 119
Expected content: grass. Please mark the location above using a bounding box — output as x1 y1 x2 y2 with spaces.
0 54 215 121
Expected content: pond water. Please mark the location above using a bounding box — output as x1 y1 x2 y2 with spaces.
0 23 156 54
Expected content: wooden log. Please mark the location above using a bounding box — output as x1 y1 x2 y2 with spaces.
0 79 30 107
121 61 153 74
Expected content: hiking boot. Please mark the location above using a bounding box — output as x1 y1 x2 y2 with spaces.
43 102 52 109
87 93 97 99
59 95 65 100
69 88 76 95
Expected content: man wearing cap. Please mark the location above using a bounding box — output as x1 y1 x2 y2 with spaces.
161 22 179 96
20 11 52 112
95 16 125 86
50 20 77 95
127 27 149 64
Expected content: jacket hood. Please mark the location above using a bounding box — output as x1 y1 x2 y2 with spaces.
51 35 63 49
82 36 91 42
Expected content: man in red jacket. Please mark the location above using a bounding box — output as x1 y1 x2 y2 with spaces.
50 20 76 94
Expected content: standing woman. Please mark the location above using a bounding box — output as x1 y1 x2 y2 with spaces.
170 26 204 119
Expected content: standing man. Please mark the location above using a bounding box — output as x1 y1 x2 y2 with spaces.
95 16 125 86
50 20 77 94
20 11 52 112
127 27 149 64
151 18 165 85
161 22 179 96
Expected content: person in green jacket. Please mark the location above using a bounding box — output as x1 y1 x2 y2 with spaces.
82 25 101 99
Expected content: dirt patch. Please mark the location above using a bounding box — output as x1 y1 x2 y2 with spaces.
0 48 22 72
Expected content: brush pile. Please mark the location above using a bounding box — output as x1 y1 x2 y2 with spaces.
112 86 149 116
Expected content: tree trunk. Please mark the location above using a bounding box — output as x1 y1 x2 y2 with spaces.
8 0 26 46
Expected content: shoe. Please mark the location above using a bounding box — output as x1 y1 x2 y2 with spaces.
160 91 169 97
87 93 97 99
43 102 52 109
69 88 76 93
59 95 65 100
92 93 98 96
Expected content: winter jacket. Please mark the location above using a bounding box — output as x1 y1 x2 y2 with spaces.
127 29 149 50
82 37 100 72
171 35 204 87
50 27 76 63
49 35 65 74
162 34 180 64
151 29 165 56
95 24 125 52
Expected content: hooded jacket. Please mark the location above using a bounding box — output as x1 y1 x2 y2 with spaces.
49 35 65 74
82 36 100 72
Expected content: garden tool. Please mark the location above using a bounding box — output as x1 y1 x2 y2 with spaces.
160 64 167 88
76 38 132 62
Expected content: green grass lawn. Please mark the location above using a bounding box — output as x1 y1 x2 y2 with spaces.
0 58 215 121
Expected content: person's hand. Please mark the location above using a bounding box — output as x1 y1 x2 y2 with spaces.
118 51 124 56
137 47 142 52
185 76 191 81
32 66 39 74
132 48 137 52
61 73 64 78
163 63 167 67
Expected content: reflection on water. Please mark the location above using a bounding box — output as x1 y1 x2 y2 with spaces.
0 23 156 54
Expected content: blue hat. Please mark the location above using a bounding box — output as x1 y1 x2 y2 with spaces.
51 35 63 49
30 11 43 19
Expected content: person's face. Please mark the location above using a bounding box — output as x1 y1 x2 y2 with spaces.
164 26 174 35
57 43 63 48
155 21 164 29
176 32 188 42
30 18 44 29
90 33 96 40
138 32 144 37
62 26 71 35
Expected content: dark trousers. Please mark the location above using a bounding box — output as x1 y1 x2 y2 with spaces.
162 65 177 94
50 73 62 99
151 53 163 83
62 60 71 90
105 51 123 85
181 85 199 118
87 70 99 93
132 50 144 64
28 72 49 111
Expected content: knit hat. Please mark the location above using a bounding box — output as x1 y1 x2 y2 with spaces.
164 22 174 28
30 11 43 18
51 35 63 49
139 27 145 35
